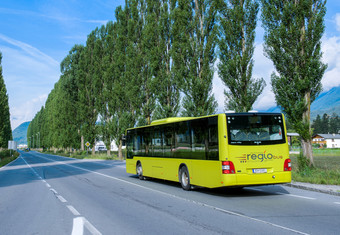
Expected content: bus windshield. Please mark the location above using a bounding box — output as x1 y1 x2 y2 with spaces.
227 113 286 145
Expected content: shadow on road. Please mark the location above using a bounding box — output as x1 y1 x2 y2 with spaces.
129 175 290 198
0 150 124 188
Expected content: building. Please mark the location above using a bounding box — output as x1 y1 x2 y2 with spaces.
94 140 125 152
312 134 340 148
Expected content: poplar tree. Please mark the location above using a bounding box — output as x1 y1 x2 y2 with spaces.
153 0 182 119
136 0 157 125
59 45 84 150
0 52 12 148
78 33 98 155
218 0 265 112
173 0 218 117
92 25 113 154
107 6 139 159
261 0 327 166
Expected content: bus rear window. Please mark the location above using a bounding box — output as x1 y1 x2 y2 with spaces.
227 114 286 145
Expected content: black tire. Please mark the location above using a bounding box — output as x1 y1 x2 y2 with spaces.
179 166 191 191
136 162 144 180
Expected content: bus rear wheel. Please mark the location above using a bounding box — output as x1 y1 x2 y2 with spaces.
179 166 191 191
136 162 145 180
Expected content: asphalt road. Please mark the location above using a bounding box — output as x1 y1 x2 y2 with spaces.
1 151 340 235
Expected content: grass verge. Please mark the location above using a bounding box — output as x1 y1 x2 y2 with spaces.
290 154 340 185
42 150 122 160
0 150 19 167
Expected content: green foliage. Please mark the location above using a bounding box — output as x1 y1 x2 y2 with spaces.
0 150 19 167
261 0 327 162
0 52 12 148
174 0 218 117
312 113 340 135
218 0 266 112
153 0 181 119
297 152 312 172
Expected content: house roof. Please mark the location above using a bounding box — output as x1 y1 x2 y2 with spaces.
287 133 299 137
313 134 340 139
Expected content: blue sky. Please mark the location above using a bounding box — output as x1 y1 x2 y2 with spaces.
0 0 340 130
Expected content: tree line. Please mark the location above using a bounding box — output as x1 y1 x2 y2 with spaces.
28 0 327 165
312 113 340 135
0 52 12 149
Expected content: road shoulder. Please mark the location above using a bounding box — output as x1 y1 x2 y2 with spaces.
286 181 340 196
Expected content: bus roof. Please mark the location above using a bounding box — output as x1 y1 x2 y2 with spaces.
126 112 283 131
225 112 282 117
150 117 196 125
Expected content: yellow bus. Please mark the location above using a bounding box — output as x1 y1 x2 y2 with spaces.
126 113 291 190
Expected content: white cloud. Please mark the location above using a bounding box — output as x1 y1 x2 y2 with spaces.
321 35 340 91
336 13 340 32
0 34 59 66
0 34 59 130
10 95 48 130
84 20 109 25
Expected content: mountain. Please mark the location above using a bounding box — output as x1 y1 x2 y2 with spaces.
310 86 340 119
12 121 30 145
266 85 340 120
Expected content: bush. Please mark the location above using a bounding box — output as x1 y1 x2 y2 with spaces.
297 152 312 172
0 150 19 167
0 149 18 159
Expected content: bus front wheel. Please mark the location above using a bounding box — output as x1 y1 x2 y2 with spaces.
136 162 145 180
179 166 191 191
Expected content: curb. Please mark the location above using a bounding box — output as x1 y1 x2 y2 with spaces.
284 183 340 197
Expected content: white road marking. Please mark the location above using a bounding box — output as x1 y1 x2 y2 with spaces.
71 217 84 235
57 195 67 203
83 217 102 235
67 205 81 216
34 154 309 235
50 188 58 194
72 217 102 235
277 192 316 200
46 183 51 188
335 202 340 205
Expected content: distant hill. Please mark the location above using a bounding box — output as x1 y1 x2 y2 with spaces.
12 121 30 145
266 86 340 120
310 86 340 119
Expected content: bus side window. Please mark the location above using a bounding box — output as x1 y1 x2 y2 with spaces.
163 124 174 158
207 117 218 160
174 121 191 159
144 128 152 156
126 130 134 159
191 119 207 160
152 127 163 157
135 129 145 156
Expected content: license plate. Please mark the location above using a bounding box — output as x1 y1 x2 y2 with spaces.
253 168 267 174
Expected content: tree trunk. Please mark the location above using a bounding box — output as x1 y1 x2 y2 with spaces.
301 138 313 167
81 135 84 151
302 91 314 166
118 139 123 160
92 144 95 155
